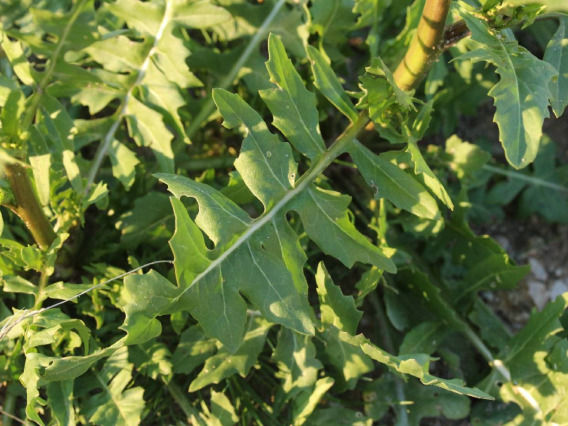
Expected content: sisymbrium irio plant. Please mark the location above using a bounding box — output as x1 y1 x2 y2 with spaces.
1 0 567 424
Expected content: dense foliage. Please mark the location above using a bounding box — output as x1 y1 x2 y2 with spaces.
1 0 567 424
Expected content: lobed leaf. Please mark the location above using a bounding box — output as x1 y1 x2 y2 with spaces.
260 34 326 161
459 11 557 168
162 181 315 351
307 45 359 122
338 330 493 399
544 17 568 118
497 294 568 424
273 328 322 397
350 141 441 219
189 316 272 392
77 347 145 426
293 185 395 271
315 263 373 390
316 262 362 335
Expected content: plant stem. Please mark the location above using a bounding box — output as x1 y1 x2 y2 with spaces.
393 0 452 90
84 0 173 194
369 290 409 426
1 389 17 426
20 0 88 134
164 380 206 425
184 0 287 141
1 1 87 250
4 164 55 249
482 164 568 193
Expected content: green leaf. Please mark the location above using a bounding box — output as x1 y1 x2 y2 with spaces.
171 0 233 29
273 328 322 397
359 57 414 113
172 326 218 375
458 12 557 168
399 322 448 355
315 263 373 389
293 184 395 272
129 341 173 379
78 347 145 426
121 271 179 346
126 96 174 173
404 103 454 210
365 374 470 424
357 57 415 143
0 82 25 138
116 192 174 250
0 34 34 85
46 380 76 426
350 141 440 219
497 294 568 424
260 34 326 161
455 254 530 301
5 0 98 85
62 150 83 194
189 316 272 392
44 344 121 382
306 407 373 425
291 376 335 426
95 0 231 144
508 0 568 12
338 330 493 399
164 182 314 351
310 0 357 57
355 266 382 306
20 353 52 426
29 154 51 206
316 262 362 335
108 140 139 190
319 326 374 390
445 135 491 181
213 88 296 208
544 17 568 117
209 391 239 426
307 45 358 122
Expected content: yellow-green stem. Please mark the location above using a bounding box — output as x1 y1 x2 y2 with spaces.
393 0 452 90
5 164 55 249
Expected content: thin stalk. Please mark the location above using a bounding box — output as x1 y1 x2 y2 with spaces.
185 0 287 140
4 164 55 249
1 390 19 426
20 0 88 134
84 0 173 194
393 0 452 90
177 155 236 171
164 380 205 425
33 267 50 311
483 164 568 193
369 290 409 426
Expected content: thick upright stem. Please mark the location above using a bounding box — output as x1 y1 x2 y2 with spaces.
393 0 452 90
5 164 56 249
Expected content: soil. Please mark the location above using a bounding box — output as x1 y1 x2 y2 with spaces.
480 218 568 332
460 103 568 332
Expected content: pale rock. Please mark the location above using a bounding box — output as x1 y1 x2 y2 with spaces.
550 280 568 300
495 235 511 252
527 280 548 310
529 258 548 281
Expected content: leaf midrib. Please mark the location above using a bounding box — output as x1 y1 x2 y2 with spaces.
168 114 370 304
